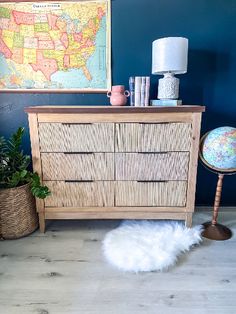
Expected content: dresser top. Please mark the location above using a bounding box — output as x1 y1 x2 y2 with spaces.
25 105 205 114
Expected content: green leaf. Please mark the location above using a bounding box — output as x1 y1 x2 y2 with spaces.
31 184 51 199
20 169 28 178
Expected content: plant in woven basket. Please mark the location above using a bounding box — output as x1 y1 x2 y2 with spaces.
0 127 50 199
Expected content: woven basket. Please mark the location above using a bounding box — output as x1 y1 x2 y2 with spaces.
0 183 39 239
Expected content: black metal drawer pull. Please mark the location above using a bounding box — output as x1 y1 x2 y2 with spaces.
137 152 168 154
63 152 94 155
65 180 94 183
137 180 167 183
61 123 92 126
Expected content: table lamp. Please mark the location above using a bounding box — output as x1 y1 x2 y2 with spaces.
152 37 188 100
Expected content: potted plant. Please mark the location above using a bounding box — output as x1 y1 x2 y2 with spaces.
0 127 50 239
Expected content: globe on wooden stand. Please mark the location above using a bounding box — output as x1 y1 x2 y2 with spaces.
199 127 236 240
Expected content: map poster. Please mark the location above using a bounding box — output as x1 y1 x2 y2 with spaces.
0 1 111 92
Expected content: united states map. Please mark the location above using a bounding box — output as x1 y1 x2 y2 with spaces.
0 1 110 90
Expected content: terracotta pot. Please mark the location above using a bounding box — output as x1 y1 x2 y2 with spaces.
107 85 130 106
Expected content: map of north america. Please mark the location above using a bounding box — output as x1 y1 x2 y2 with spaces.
0 1 109 90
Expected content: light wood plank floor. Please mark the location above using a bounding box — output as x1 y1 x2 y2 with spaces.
0 209 236 314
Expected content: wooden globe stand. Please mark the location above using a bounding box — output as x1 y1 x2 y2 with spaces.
199 133 235 241
202 173 232 240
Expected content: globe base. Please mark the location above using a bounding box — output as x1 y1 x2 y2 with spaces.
202 222 232 240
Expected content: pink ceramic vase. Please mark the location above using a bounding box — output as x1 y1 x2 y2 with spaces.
107 85 130 106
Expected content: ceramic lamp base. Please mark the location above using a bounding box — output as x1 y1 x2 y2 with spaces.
158 73 179 100
202 221 232 240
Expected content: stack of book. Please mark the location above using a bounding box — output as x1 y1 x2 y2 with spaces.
129 76 150 106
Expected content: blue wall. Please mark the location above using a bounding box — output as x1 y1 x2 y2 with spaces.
0 0 235 205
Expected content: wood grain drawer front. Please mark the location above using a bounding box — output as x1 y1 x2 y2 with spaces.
116 152 189 181
115 123 192 152
39 123 114 152
41 153 114 181
115 181 187 207
44 181 114 207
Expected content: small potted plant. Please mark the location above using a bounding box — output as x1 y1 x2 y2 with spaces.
0 127 50 239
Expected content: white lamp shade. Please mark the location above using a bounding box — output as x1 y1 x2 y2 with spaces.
152 37 188 74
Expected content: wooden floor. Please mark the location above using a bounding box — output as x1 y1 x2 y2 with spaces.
0 209 236 314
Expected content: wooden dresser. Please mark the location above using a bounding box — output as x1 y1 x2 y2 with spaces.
25 106 205 232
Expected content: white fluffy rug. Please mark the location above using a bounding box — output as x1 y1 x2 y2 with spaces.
103 220 203 272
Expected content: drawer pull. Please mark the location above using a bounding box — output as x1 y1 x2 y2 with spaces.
63 152 94 155
65 180 94 183
137 152 168 154
138 122 170 125
61 123 92 125
137 180 167 183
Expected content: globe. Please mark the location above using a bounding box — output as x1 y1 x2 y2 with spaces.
201 126 236 171
199 126 236 240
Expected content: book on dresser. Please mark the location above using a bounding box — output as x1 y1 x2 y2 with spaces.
25 105 205 232
130 76 150 106
150 99 182 106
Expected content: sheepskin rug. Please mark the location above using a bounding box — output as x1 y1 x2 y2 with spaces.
103 220 203 272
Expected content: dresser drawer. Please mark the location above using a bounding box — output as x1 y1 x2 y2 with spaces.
44 181 114 207
41 153 114 180
115 181 187 207
116 152 189 181
39 123 114 152
115 123 192 152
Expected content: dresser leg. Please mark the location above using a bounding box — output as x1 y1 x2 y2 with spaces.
185 213 193 228
39 213 46 233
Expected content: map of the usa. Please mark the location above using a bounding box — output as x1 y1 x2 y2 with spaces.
0 1 110 90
